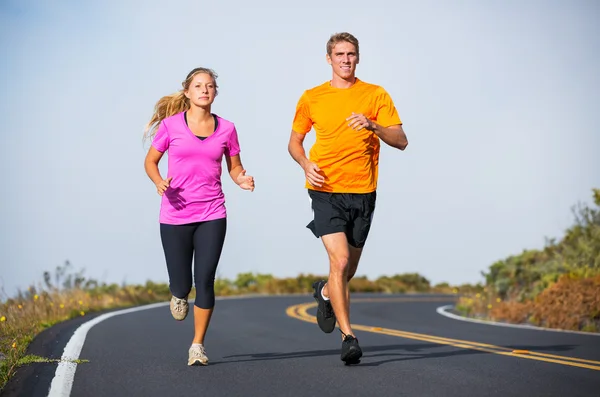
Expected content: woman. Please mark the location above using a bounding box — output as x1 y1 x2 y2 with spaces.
144 67 255 366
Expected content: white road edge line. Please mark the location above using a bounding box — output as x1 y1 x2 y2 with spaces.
47 301 168 397
436 305 600 337
47 294 274 397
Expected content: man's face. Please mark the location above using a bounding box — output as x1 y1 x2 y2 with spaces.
327 41 359 80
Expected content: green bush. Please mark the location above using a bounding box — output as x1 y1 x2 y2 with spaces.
481 188 600 301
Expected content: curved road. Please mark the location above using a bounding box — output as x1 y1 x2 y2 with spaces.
3 294 600 396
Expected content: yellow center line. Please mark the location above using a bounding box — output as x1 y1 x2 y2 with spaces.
286 300 600 371
352 297 459 303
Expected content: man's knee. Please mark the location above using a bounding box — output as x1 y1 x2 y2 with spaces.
329 254 350 275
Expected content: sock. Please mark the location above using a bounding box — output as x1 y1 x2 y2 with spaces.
191 343 203 348
321 285 330 301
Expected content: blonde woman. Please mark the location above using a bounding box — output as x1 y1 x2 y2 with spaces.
144 67 254 366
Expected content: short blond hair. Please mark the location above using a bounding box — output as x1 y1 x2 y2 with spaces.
326 32 360 58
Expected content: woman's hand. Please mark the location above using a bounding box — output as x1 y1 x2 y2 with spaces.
155 177 173 196
236 170 255 192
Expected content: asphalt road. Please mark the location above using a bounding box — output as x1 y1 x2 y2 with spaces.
3 294 600 396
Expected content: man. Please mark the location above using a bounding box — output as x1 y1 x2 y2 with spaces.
287 32 408 365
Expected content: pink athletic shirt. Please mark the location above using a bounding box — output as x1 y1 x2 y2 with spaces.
151 112 241 225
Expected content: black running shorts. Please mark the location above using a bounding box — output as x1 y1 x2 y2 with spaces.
306 189 377 248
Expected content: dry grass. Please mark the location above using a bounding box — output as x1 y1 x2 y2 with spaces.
0 285 171 389
457 275 600 333
492 274 600 332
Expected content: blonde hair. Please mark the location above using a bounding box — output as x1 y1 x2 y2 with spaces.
326 32 360 59
144 67 218 141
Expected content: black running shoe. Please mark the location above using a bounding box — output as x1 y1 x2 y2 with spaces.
312 280 336 333
340 334 362 365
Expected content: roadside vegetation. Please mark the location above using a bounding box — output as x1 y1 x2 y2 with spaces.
0 261 172 390
457 189 600 333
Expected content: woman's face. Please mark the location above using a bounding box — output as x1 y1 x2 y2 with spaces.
185 73 217 107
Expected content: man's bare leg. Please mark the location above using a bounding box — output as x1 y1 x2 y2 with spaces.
321 232 354 336
323 244 362 337
345 245 362 319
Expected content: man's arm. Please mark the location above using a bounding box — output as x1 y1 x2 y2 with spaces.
347 113 408 150
287 130 310 168
371 123 408 150
288 130 325 187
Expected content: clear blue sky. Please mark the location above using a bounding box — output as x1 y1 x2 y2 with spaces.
1 0 599 296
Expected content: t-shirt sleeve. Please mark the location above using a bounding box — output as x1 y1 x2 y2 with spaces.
151 121 170 152
225 125 241 157
291 91 313 134
374 87 402 127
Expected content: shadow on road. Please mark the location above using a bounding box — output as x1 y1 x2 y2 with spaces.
216 343 578 367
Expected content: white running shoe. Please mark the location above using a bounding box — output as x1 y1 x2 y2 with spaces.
188 344 209 366
170 296 189 321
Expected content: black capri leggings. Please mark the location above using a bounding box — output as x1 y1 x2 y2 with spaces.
160 218 227 309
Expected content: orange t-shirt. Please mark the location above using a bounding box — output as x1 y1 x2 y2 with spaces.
292 78 402 193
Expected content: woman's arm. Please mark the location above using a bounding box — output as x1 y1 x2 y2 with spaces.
144 146 171 195
225 154 255 191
